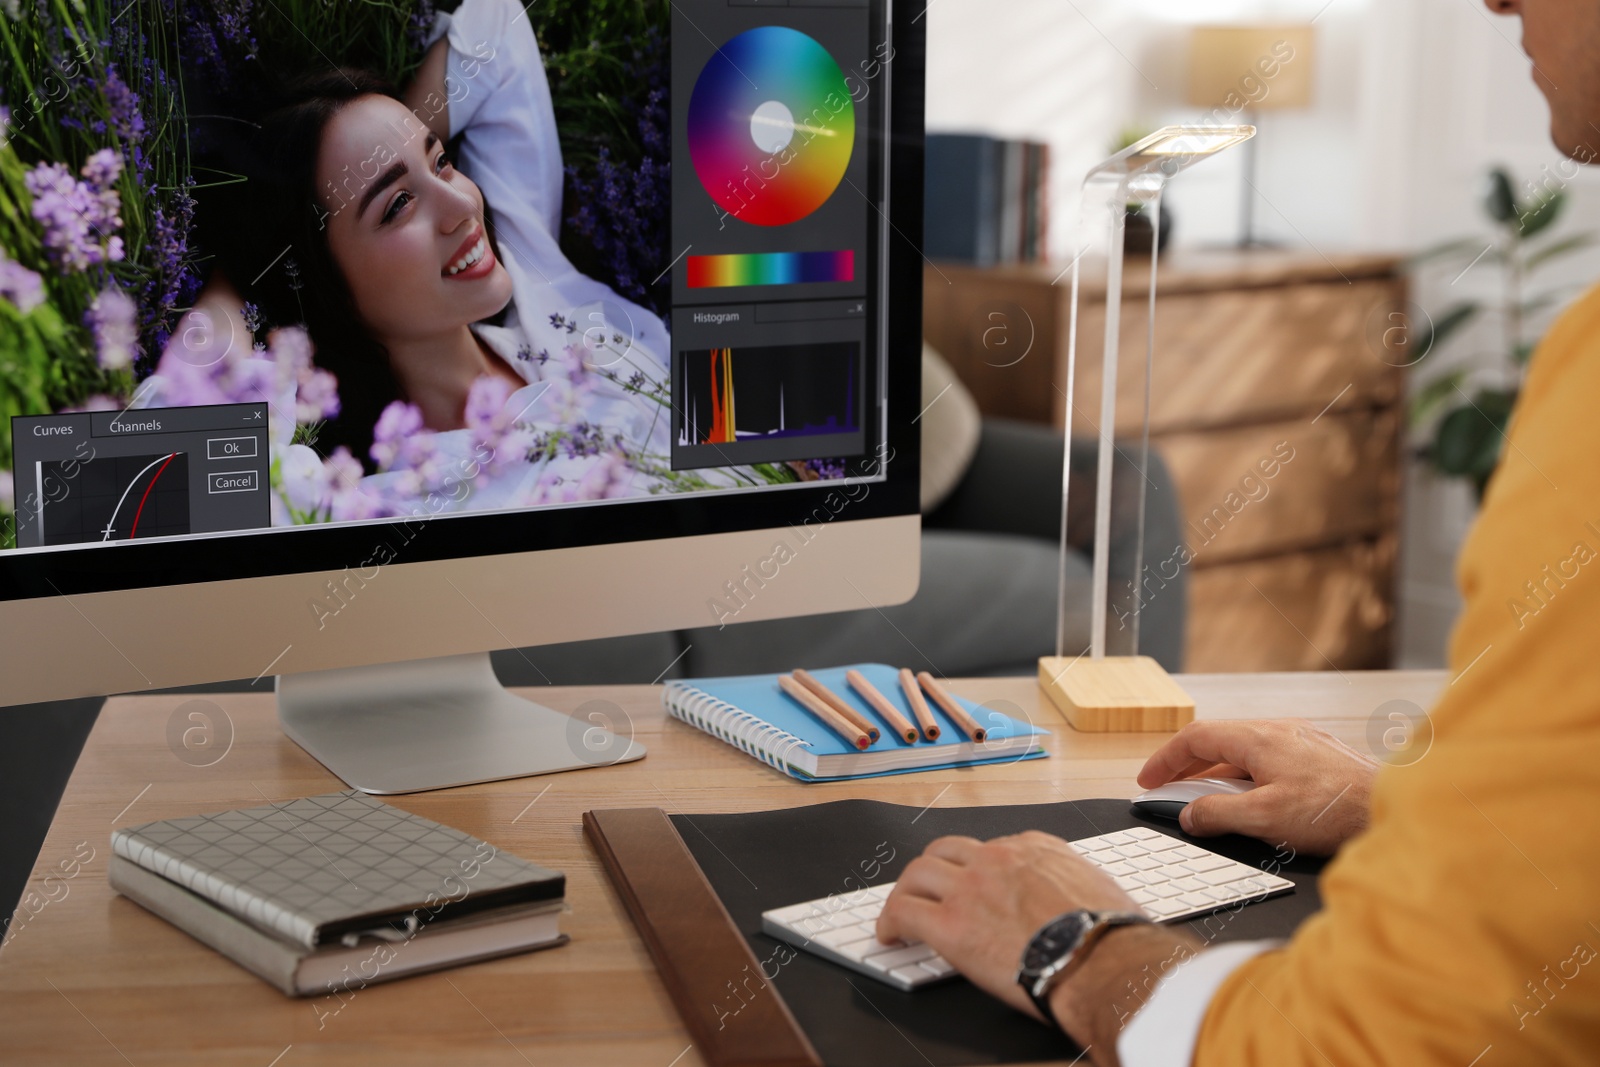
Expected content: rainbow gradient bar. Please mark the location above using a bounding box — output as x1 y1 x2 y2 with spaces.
687 250 855 288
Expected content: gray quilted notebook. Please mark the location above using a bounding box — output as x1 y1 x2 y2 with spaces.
111 791 564 950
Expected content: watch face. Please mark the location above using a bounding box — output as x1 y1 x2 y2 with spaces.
1022 912 1096 974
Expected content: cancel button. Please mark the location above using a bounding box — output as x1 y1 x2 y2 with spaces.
208 470 260 494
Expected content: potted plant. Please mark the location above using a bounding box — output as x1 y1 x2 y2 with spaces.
1409 167 1595 499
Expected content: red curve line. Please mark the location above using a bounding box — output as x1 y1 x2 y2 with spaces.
128 453 178 540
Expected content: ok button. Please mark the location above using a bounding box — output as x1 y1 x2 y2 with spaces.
207 436 258 460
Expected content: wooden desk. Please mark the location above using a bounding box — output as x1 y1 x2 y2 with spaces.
0 671 1444 1066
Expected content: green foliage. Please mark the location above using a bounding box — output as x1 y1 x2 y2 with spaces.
1411 166 1596 500
1430 388 1516 499
1412 302 1479 364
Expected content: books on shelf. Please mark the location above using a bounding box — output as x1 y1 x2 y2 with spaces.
924 132 1052 267
109 791 567 996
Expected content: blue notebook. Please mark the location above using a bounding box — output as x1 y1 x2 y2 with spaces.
661 663 1048 782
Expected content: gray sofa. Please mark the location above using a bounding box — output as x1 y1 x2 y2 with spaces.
490 417 1187 684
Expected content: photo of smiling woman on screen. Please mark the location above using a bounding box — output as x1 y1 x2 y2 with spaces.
148 0 779 527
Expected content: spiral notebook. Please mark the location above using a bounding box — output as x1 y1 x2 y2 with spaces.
662 663 1048 781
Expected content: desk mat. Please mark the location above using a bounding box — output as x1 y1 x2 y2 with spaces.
671 798 1327 1067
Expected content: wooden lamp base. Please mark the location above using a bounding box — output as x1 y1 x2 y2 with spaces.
1038 655 1195 733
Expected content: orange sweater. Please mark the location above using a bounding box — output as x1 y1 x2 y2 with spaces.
1196 285 1600 1065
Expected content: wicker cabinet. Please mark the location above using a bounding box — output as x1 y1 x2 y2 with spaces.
922 251 1408 672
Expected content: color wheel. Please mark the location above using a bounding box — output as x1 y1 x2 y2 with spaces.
688 26 856 228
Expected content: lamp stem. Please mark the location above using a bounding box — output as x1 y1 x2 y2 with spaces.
1239 109 1259 248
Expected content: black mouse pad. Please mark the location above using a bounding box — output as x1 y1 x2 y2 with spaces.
672 798 1325 1067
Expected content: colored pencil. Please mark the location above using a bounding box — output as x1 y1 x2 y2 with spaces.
845 669 920 744
794 669 880 743
917 671 987 743
779 675 871 750
898 667 941 741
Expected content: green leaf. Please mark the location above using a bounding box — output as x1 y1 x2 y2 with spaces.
1409 370 1470 427
1413 303 1480 362
1484 169 1518 223
1518 189 1566 239
1431 389 1518 494
1512 341 1537 367
1524 232 1598 272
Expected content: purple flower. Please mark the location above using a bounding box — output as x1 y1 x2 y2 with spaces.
0 105 10 144
804 458 848 481
101 66 146 145
25 152 126 272
85 286 139 370
241 302 262 334
0 258 44 314
0 469 13 514
371 400 440 479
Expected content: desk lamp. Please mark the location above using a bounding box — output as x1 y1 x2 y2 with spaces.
1039 125 1254 732
1187 25 1315 247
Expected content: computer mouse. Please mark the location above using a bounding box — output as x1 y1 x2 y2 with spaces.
1131 777 1259 821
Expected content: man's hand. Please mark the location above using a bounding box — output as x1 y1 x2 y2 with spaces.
1138 719 1380 856
877 832 1199 1064
875 832 1147 1020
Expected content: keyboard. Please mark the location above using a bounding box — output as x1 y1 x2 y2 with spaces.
760 826 1293 991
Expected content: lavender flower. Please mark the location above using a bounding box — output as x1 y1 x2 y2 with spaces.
85 286 139 370
101 66 146 146
406 0 438 53
25 150 126 272
804 457 848 481
370 400 440 485
0 469 13 514
0 258 44 314
0 105 10 145
241 302 262 334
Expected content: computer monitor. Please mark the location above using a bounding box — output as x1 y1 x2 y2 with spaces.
0 0 923 791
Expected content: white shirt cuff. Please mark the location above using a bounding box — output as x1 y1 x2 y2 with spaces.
1116 939 1281 1066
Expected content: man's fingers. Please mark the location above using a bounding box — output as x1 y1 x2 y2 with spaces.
924 835 983 865
1178 789 1271 839
877 888 941 945
1137 721 1271 789
894 854 963 902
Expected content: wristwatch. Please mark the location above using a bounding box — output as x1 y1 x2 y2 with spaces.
1016 910 1151 1025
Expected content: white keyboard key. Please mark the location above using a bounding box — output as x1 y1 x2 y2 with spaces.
1127 827 1160 840
815 924 876 950
1149 882 1185 899
919 956 956 979
837 936 901 962
1113 875 1143 891
891 964 932 985
1182 854 1234 874
1129 888 1157 905
1179 892 1216 910
1173 877 1205 893
1198 866 1253 887
1101 861 1137 877
864 884 894 902
1132 871 1167 887
848 906 882 922
1146 899 1188 918
1102 832 1138 846
1143 834 1184 851
1128 856 1163 871
1173 845 1210 860
765 901 829 924
864 943 939 973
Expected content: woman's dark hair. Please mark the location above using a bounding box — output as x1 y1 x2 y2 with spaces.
193 67 505 468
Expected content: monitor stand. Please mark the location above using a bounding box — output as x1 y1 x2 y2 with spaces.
276 652 647 794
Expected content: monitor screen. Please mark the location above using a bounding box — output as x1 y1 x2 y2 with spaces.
0 0 903 577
